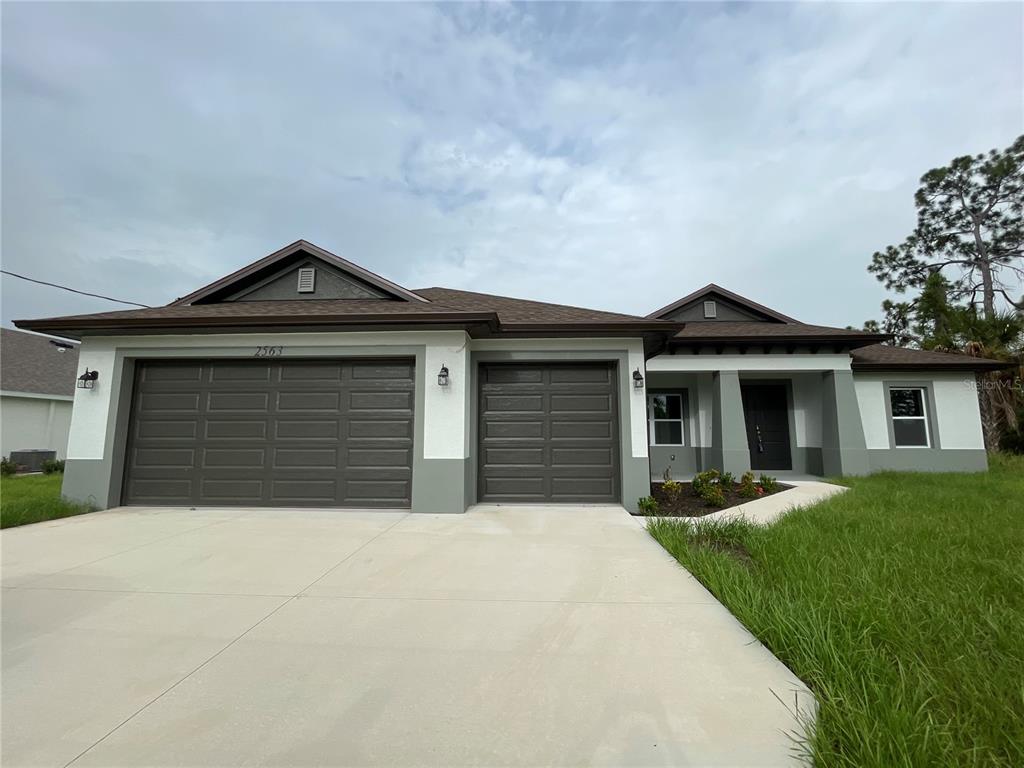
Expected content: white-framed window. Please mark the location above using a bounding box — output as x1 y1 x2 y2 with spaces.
648 393 685 445
889 387 930 447
703 300 717 319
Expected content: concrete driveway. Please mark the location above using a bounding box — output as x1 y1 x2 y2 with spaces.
2 505 812 767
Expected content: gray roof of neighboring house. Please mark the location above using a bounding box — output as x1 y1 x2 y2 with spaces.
850 343 1013 371
0 328 80 397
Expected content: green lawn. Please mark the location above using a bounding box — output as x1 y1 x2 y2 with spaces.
647 453 1024 768
0 473 96 529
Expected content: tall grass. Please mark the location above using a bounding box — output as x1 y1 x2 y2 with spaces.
648 453 1024 767
0 473 95 529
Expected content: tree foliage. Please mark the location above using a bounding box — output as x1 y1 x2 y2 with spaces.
866 136 1024 450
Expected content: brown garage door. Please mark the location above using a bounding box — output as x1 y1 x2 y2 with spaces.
478 363 620 503
123 359 414 507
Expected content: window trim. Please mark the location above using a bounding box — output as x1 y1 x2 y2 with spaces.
887 385 932 449
703 300 717 319
647 391 687 446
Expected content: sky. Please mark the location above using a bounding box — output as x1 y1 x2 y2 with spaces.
2 1 1021 330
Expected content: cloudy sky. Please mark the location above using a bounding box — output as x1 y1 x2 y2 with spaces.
2 2 1021 330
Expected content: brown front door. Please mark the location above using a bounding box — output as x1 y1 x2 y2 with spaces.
740 384 792 471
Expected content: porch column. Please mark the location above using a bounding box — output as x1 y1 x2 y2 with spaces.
821 370 869 476
711 370 750 475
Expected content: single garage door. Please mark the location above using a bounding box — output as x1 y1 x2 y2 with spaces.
123 359 414 507
478 362 620 503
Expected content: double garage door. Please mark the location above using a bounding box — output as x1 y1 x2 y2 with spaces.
123 359 621 508
123 359 415 507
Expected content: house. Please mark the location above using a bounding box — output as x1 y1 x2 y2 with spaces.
1 328 80 462
14 240 1005 512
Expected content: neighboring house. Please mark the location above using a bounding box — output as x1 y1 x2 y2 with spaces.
0 328 80 461
15 240 1006 512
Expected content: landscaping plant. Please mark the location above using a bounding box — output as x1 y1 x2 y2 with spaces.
738 471 758 498
41 458 65 475
637 496 660 516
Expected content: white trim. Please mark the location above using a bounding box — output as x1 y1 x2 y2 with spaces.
703 300 717 319
646 354 853 372
0 390 75 402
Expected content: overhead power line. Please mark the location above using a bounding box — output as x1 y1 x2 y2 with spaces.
0 269 151 308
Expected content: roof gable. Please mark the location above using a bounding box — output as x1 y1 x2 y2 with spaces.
173 240 428 306
647 284 797 324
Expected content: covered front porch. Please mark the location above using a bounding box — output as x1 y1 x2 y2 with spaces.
644 354 870 481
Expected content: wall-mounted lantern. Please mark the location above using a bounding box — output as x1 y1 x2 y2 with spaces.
437 364 450 387
77 368 99 389
632 368 644 390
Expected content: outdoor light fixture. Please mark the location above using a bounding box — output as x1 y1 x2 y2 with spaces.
437 364 450 387
77 368 99 389
632 368 644 390
49 340 74 353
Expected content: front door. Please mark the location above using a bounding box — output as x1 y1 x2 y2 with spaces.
741 384 792 471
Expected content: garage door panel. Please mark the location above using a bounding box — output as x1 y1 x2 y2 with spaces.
550 421 612 439
126 479 194 502
140 392 201 412
348 420 411 438
203 448 266 468
136 420 199 440
200 479 264 501
275 420 339 439
124 359 414 508
210 364 272 382
207 392 269 412
205 420 268 440
277 391 340 411
349 391 413 411
550 394 611 412
141 364 204 383
550 447 613 466
481 476 544 497
478 363 619 504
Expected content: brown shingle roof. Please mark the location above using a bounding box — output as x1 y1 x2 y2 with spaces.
1 328 80 397
16 290 677 338
851 344 1011 371
672 321 888 345
415 287 663 326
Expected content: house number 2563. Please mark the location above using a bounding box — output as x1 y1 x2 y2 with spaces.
254 346 283 357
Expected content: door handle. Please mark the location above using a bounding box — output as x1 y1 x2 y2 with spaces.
755 425 764 453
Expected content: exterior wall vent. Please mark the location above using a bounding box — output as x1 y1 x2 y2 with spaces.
297 267 316 294
703 300 717 319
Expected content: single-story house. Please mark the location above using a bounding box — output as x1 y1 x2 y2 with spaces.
15 240 1006 513
1 328 80 463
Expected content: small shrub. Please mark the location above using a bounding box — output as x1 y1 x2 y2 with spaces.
661 479 683 499
719 471 736 491
0 457 16 477
637 496 660 516
758 474 779 493
692 469 720 497
738 471 758 498
41 459 65 475
699 483 726 507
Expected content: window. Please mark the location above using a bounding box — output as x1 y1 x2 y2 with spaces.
648 393 685 445
703 300 717 319
889 387 930 447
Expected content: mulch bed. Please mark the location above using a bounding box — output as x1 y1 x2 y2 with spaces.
640 481 789 518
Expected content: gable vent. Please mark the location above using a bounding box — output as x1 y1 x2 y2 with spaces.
297 267 316 294
703 300 717 319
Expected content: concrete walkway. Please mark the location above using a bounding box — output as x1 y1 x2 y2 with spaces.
3 505 813 767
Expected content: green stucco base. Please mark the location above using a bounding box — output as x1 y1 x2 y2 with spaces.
63 459 115 509
867 449 988 473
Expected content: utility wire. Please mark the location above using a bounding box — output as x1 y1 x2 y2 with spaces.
0 269 151 308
